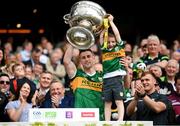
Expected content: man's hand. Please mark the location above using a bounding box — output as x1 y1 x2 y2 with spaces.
120 57 128 70
135 80 146 98
51 95 60 108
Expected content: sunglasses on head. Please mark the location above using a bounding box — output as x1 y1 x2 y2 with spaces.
0 80 10 85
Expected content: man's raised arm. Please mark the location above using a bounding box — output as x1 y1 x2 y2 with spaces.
63 44 77 79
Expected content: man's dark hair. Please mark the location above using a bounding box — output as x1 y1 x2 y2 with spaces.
0 73 9 79
79 49 93 55
32 48 41 53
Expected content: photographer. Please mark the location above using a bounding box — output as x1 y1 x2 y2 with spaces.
126 71 169 125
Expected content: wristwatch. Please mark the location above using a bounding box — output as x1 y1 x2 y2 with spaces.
137 92 146 98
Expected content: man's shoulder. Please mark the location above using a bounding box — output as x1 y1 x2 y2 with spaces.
23 59 32 65
64 94 74 100
158 53 169 61
151 92 169 102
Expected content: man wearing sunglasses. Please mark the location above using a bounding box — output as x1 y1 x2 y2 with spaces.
0 73 11 122
0 73 10 97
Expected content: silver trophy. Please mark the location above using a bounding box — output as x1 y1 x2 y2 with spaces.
63 0 106 49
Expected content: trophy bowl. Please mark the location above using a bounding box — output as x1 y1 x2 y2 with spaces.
64 0 106 49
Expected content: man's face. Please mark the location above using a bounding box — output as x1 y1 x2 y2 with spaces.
50 82 65 98
149 66 162 78
80 51 94 69
39 73 52 89
141 74 156 92
32 51 41 63
0 76 10 92
147 40 159 54
165 61 179 77
33 64 43 75
50 52 59 64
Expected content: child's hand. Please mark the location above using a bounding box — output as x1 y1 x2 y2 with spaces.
107 14 114 22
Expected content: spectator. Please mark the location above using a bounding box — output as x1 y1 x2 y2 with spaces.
41 81 74 108
5 81 37 122
0 73 11 122
168 73 180 124
138 34 169 69
32 63 44 85
20 40 33 62
0 73 10 96
46 50 66 84
9 63 36 97
159 59 179 95
25 65 34 81
36 71 53 107
149 65 163 78
23 48 46 71
126 71 169 125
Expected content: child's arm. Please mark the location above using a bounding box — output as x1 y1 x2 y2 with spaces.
108 14 122 43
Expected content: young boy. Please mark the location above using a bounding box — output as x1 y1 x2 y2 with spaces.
99 14 126 121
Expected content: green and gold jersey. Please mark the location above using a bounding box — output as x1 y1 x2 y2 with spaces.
139 53 169 66
70 69 104 120
101 41 126 74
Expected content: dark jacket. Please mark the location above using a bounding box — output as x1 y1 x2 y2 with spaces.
0 92 10 122
40 91 74 108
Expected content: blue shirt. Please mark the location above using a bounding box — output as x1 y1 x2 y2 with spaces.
5 100 32 122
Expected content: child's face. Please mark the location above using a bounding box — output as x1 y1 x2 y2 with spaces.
107 37 116 49
14 65 25 78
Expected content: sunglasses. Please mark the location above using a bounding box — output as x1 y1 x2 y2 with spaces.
0 81 10 85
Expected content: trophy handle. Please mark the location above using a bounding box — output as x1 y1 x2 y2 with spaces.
63 14 71 24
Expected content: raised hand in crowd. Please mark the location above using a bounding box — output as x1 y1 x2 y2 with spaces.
31 90 38 107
